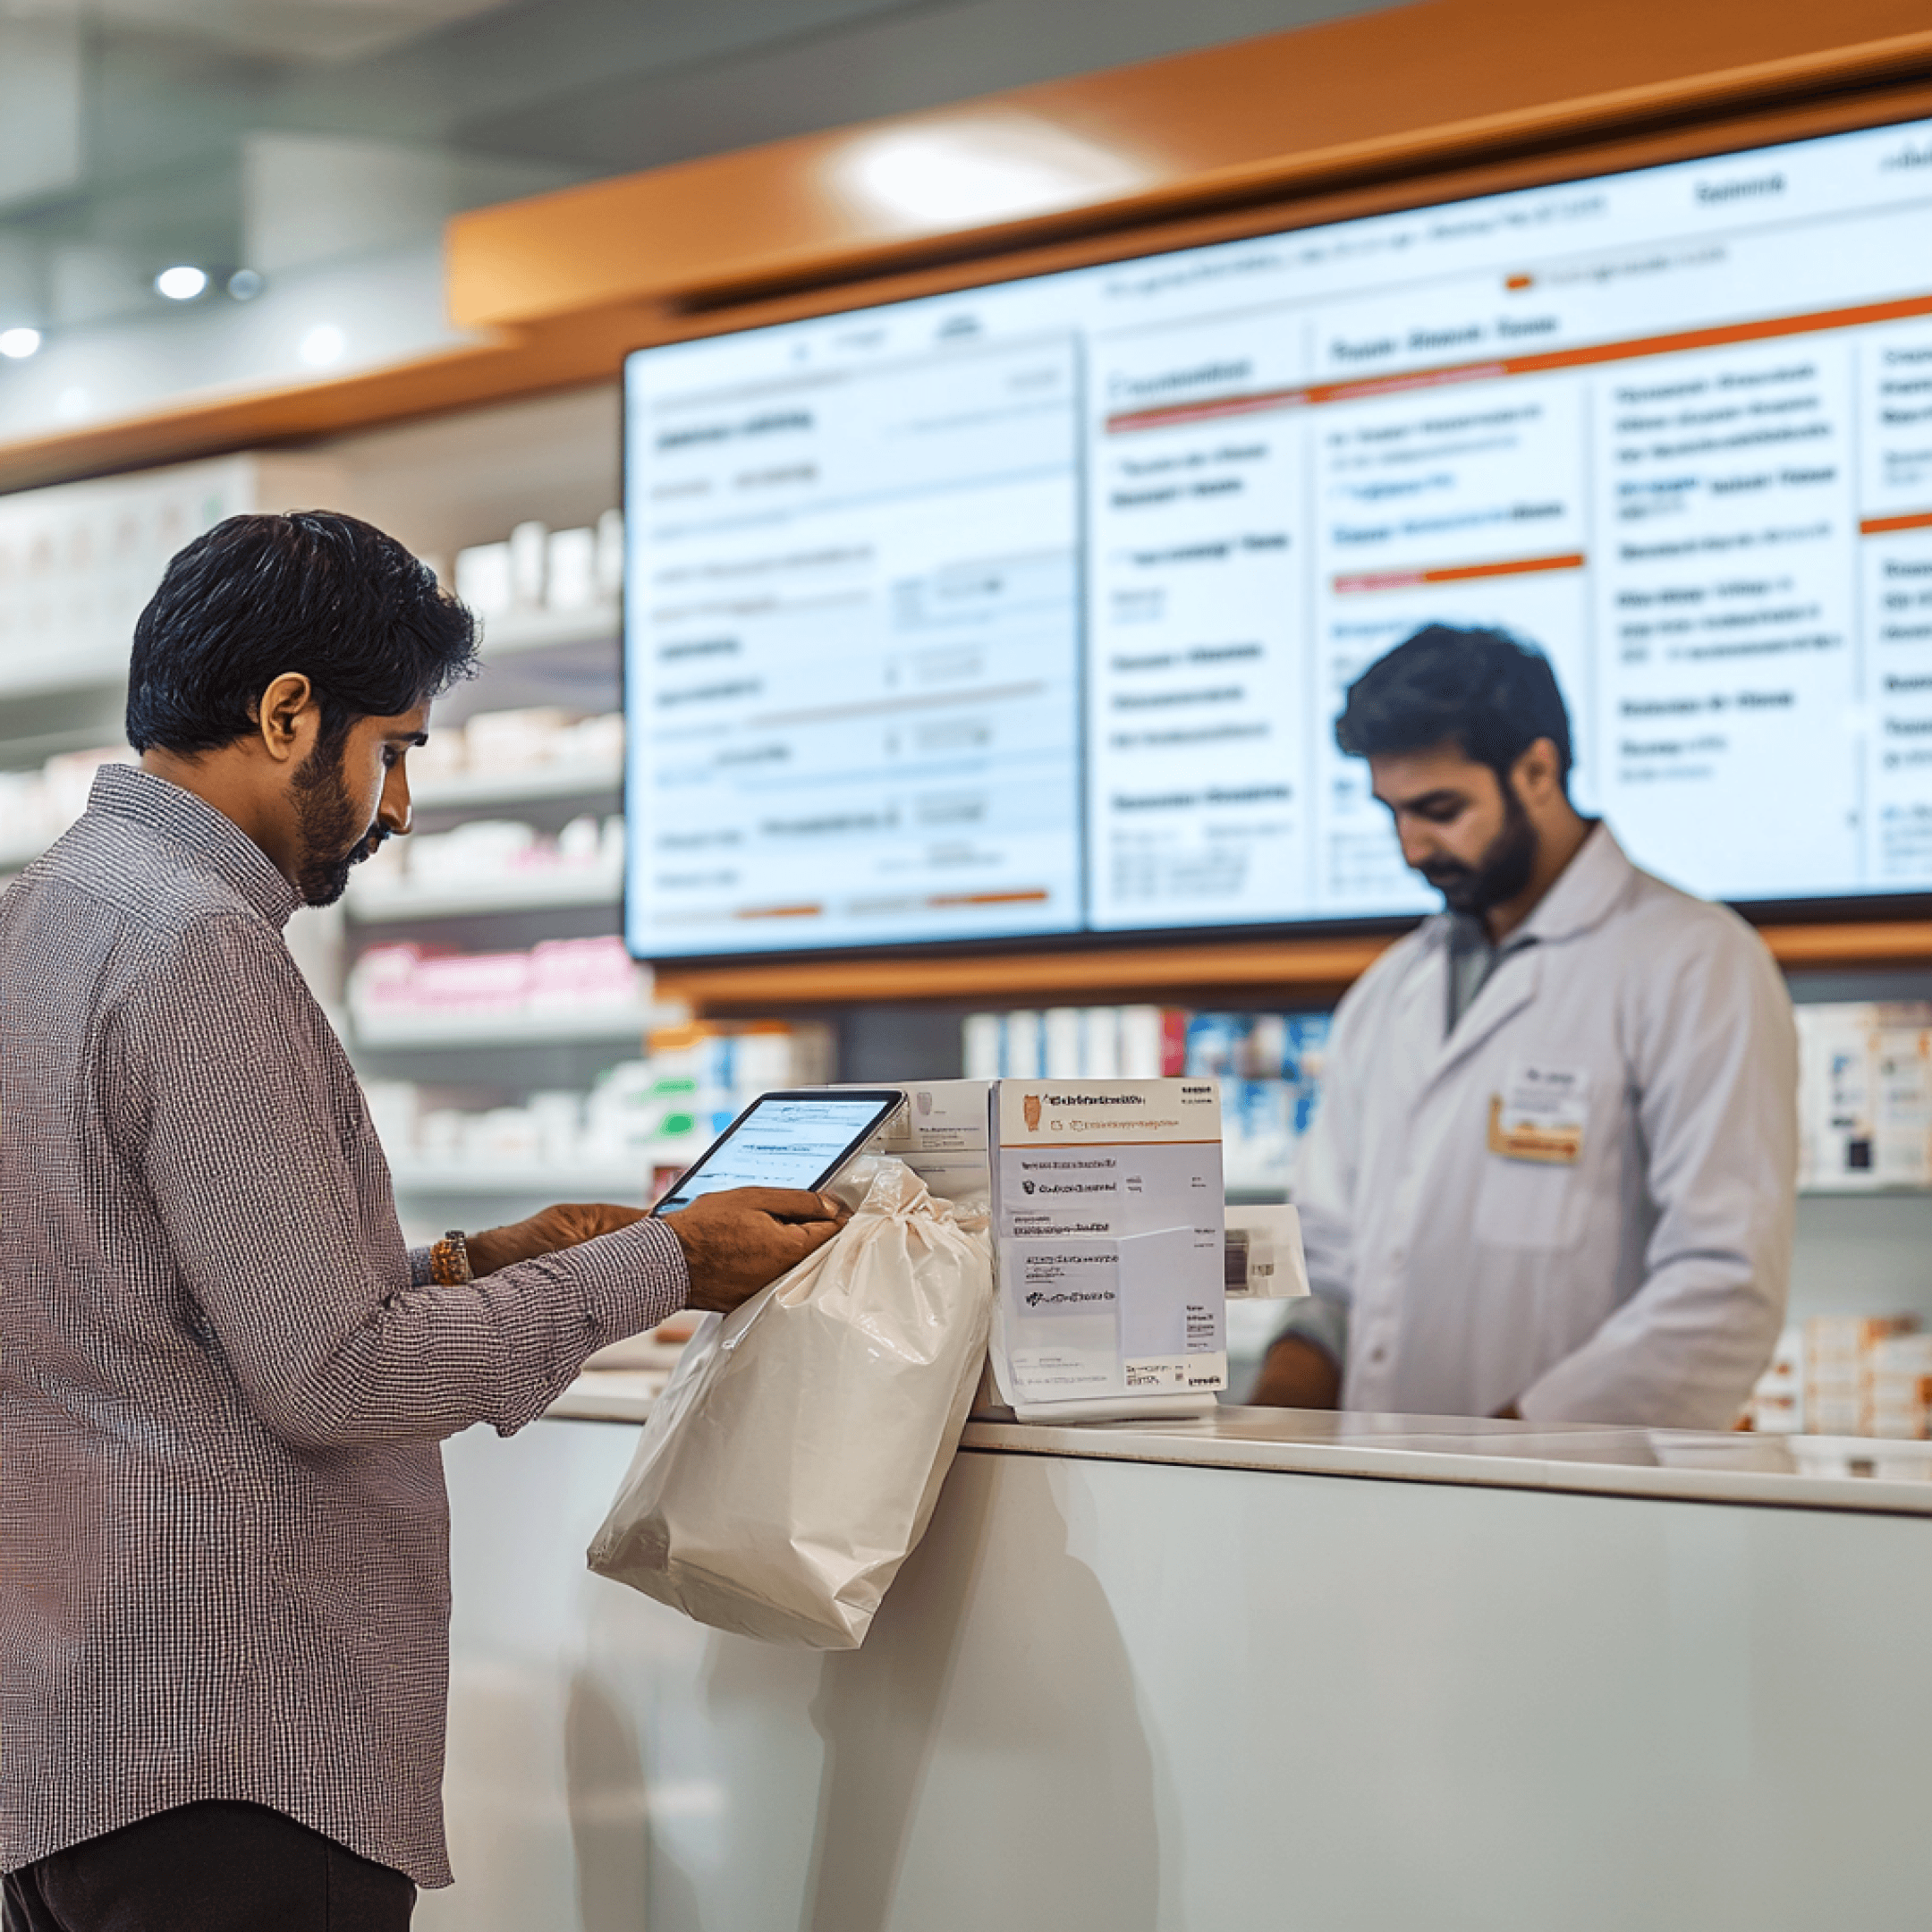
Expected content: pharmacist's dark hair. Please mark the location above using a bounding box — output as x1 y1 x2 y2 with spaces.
1335 623 1572 791
125 512 479 756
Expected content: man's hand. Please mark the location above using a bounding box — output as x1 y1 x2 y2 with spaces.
1249 1335 1343 1411
465 1202 647 1276
662 1187 850 1312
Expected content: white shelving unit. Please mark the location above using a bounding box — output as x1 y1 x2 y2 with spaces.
343 860 623 922
411 758 623 811
350 1004 659 1049
389 1160 651 1199
0 829 46 870
473 604 619 660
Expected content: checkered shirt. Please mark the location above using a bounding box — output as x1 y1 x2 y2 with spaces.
0 764 687 1885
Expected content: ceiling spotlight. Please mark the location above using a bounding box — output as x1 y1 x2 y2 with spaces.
299 323 345 369
0 326 42 360
227 268 264 301
835 116 1147 233
155 265 208 301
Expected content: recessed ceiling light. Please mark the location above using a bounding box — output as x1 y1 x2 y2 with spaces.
0 326 41 360
835 117 1146 232
299 323 345 368
156 266 208 301
227 268 265 301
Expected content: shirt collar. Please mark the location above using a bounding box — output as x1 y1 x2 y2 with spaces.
1513 820 1632 946
88 764 303 931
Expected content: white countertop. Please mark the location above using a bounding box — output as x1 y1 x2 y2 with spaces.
545 1373 1932 1517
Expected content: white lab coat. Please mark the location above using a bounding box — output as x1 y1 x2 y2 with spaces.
1295 824 1797 1428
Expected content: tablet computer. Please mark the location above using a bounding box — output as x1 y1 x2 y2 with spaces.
648 1089 907 1216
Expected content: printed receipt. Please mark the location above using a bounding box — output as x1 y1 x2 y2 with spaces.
990 1079 1225 1404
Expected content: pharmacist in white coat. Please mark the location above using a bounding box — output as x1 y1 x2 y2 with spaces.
1253 625 1798 1428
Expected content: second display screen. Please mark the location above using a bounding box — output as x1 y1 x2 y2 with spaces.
624 112 1932 957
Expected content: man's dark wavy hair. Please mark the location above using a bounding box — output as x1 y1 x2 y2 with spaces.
125 511 479 756
1335 623 1573 791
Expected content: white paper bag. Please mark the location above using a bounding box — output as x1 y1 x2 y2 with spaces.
586 1159 995 1648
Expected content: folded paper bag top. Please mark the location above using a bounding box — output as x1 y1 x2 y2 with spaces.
586 1159 996 1649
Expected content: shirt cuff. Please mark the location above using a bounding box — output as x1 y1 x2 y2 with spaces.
555 1215 691 1348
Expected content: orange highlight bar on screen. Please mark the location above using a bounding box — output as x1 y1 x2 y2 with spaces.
1106 290 1932 435
733 902 824 919
1333 551 1585 594
1863 510 1932 537
927 889 1052 907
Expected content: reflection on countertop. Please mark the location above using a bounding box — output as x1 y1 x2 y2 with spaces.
546 1373 1932 1516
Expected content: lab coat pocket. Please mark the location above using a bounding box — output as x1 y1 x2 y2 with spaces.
1473 1152 1588 1250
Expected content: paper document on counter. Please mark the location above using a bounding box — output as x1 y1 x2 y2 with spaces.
988 1077 1225 1418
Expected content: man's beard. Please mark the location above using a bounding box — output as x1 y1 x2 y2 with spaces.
1420 786 1538 917
292 740 384 907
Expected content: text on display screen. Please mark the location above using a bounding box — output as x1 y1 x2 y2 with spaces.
623 114 1932 956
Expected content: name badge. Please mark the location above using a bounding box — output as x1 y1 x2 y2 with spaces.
1487 1061 1589 1165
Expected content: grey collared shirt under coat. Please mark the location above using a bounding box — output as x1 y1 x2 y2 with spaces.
0 765 688 1885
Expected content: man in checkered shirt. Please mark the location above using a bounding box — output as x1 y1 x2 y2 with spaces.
0 513 846 1931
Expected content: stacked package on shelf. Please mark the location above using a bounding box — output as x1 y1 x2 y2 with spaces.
453 513 623 617
348 935 648 1030
406 706 624 790
353 812 623 897
1184 1013 1330 1196
1795 1002 1932 1189
361 1017 832 1193
614 1022 836 1188
962 1007 1187 1080
1748 1329 1804 1434
1868 1333 1932 1438
0 747 131 867
1803 1315 1919 1436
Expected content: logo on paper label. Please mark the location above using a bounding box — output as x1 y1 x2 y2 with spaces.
1023 1093 1042 1131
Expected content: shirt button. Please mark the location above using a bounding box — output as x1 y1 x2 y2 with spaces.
1369 1345 1389 1363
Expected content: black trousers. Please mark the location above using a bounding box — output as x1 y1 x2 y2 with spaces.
2 1802 414 1932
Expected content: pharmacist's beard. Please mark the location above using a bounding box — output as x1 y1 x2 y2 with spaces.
1420 784 1538 919
292 739 385 908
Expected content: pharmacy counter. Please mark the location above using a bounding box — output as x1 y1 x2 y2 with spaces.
423 1387 1932 1932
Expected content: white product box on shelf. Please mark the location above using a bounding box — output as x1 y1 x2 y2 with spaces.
988 1077 1225 1423
0 747 131 867
451 511 623 656
1796 1002 1932 1190
0 453 343 698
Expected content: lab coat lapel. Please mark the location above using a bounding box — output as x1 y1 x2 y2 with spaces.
1413 825 1628 1096
1423 944 1544 1092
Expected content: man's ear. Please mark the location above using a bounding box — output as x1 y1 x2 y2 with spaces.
1511 735 1563 808
256 674 317 765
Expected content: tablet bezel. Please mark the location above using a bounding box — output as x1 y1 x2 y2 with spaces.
648 1088 908 1216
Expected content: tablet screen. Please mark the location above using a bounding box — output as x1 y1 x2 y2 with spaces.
651 1091 902 1215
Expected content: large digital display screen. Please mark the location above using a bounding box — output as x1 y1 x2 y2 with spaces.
624 113 1932 958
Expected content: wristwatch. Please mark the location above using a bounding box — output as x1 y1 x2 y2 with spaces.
428 1229 474 1285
